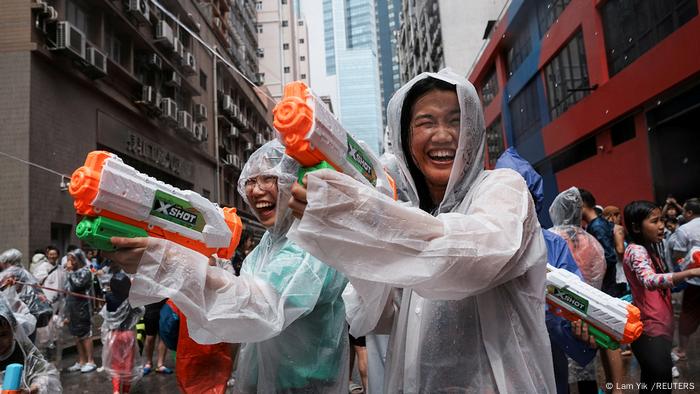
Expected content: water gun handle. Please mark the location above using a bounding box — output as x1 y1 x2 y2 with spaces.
550 304 619 350
1 363 23 393
297 162 335 185
76 216 149 251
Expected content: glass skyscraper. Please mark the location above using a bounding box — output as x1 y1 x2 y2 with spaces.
323 0 383 153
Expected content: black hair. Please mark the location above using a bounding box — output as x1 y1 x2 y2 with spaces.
66 244 78 253
399 77 457 212
624 201 663 261
578 188 596 209
45 245 59 254
684 197 700 216
32 248 44 256
665 215 678 224
106 272 131 312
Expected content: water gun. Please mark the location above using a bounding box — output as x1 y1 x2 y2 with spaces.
546 264 643 350
678 247 700 286
273 81 397 199
69 151 243 259
1 363 23 393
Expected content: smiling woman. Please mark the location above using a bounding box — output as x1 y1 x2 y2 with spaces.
400 77 461 211
243 175 279 228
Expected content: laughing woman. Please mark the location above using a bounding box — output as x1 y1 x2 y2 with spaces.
107 141 349 393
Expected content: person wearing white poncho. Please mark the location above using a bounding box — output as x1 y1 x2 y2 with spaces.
288 69 556 392
109 141 349 393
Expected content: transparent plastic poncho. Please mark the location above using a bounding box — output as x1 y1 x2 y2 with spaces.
130 141 349 393
0 294 61 393
99 300 144 387
548 187 606 288
287 69 556 392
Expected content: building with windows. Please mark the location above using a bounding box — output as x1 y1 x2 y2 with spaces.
0 0 273 257
469 0 700 226
397 0 507 84
255 0 310 100
322 0 383 153
375 0 401 136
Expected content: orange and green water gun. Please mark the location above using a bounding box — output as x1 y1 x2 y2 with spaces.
546 264 643 350
69 151 242 258
273 81 397 199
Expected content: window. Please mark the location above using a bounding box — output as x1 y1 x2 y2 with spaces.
551 135 597 172
485 118 505 167
301 73 306 79
283 43 289 50
282 20 288 27
257 48 264 57
283 66 290 73
506 26 532 76
544 30 590 119
611 116 636 146
66 0 97 43
509 78 541 143
299 38 305 44
257 24 263 33
300 56 305 61
602 0 698 76
255 1 262 11
105 25 130 69
281 0 287 4
537 0 572 35
199 70 207 90
480 66 499 107
298 20 304 26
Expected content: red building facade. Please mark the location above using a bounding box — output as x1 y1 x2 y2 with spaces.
469 0 700 226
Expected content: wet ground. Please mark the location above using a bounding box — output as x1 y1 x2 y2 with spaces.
58 346 178 393
56 295 700 393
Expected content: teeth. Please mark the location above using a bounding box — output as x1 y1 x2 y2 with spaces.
255 202 273 209
428 150 455 160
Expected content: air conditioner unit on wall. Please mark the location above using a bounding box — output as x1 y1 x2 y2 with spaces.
177 111 193 133
127 0 150 24
194 103 207 122
255 133 264 146
183 52 196 75
155 21 174 49
141 86 161 112
164 71 181 87
228 126 240 139
193 123 208 142
147 53 162 70
221 95 234 115
52 21 86 59
172 39 183 60
159 98 178 124
85 47 107 78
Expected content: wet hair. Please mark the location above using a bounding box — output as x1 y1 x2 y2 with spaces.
665 215 678 225
400 77 457 212
684 198 700 216
578 188 596 209
624 201 663 260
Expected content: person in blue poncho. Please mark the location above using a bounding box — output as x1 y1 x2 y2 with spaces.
496 147 597 394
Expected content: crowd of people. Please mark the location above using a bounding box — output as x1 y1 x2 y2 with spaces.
0 69 699 393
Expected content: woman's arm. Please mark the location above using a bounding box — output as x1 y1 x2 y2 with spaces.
289 168 543 300
128 238 333 345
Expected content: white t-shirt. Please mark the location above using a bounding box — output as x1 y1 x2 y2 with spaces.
674 217 700 253
674 217 700 286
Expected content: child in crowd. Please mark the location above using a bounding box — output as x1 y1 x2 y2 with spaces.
100 272 144 394
622 201 700 393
